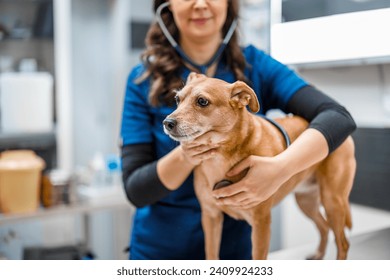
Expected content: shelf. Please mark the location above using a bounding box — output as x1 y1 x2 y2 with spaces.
0 131 57 170
0 37 53 43
0 194 133 225
0 131 56 150
0 0 53 43
290 56 390 71
0 0 51 3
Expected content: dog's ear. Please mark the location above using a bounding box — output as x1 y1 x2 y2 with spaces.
186 72 205 84
230 81 260 113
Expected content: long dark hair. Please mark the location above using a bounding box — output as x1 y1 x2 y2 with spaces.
138 0 247 106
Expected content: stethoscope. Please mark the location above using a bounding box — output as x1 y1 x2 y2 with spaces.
156 2 291 148
155 1 238 74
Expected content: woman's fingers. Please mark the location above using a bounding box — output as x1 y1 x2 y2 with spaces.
180 143 218 166
226 156 253 177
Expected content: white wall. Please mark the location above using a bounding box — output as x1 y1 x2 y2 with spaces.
72 0 113 166
70 0 133 259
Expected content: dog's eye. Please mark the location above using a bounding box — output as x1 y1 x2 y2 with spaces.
197 97 209 107
174 96 180 105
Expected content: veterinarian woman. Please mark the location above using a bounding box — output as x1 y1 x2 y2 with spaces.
120 0 356 259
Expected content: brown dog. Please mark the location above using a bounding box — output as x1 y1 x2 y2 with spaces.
163 72 356 260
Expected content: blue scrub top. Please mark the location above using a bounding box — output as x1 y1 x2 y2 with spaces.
120 45 308 260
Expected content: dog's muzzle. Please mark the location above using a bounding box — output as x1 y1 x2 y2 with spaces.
163 118 177 132
163 117 202 141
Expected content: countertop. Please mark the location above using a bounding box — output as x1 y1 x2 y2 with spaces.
269 227 390 260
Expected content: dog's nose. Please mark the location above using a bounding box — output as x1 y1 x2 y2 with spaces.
163 118 177 132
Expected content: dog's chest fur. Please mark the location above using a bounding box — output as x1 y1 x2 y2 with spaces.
194 150 254 222
199 153 240 185
192 116 308 224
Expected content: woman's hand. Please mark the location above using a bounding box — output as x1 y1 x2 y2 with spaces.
158 139 218 191
212 155 291 209
180 140 219 166
179 132 220 166
212 128 329 209
158 131 221 191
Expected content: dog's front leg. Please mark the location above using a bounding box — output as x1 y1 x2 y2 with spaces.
251 201 273 260
194 168 224 259
202 210 224 260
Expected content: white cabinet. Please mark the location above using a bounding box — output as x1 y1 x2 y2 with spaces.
0 0 72 171
270 0 390 68
271 8 390 68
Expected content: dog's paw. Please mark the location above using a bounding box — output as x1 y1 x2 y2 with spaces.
306 252 324 260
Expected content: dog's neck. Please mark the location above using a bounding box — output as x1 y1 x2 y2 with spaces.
218 110 260 156
210 111 257 189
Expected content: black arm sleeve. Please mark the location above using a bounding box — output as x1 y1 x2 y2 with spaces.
286 85 356 153
121 143 171 208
